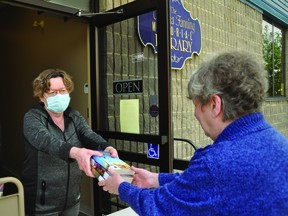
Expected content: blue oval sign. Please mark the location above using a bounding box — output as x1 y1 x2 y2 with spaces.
138 0 202 70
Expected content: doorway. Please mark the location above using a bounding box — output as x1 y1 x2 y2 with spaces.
89 0 172 214
0 0 176 215
0 2 92 215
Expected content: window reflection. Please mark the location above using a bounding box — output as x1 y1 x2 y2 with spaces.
262 19 284 97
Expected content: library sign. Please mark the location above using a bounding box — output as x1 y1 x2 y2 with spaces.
137 0 201 70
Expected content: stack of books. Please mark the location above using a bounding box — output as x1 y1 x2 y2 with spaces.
90 152 134 183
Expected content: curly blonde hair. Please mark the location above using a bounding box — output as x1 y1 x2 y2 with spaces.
32 68 74 99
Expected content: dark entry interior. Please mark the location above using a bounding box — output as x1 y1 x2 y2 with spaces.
0 0 196 215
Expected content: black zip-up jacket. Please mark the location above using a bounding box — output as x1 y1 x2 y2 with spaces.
21 103 110 215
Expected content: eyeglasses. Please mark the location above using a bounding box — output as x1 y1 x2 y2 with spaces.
46 88 68 97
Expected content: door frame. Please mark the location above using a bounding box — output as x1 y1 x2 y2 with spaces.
90 0 172 173
89 0 172 214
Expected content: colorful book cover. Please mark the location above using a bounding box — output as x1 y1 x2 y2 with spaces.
90 152 134 183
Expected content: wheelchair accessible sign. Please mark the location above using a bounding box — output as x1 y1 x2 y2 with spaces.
147 143 159 159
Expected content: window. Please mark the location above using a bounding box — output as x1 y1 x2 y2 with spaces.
262 19 285 97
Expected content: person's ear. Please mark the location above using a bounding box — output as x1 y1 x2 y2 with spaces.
210 94 222 117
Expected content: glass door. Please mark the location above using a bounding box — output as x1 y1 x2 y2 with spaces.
89 0 172 214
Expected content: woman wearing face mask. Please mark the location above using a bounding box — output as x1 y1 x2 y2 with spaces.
21 68 118 216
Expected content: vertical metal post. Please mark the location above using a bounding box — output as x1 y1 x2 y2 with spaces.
157 0 173 173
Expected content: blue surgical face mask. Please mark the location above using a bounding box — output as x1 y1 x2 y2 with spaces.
46 94 70 113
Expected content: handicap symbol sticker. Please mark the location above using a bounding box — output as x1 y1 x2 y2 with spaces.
147 143 159 159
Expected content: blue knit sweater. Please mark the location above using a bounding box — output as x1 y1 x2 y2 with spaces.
119 113 288 215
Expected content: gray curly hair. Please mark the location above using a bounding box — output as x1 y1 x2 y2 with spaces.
188 50 268 121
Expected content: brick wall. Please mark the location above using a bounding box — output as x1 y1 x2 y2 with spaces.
263 100 288 137
99 0 288 158
172 0 288 155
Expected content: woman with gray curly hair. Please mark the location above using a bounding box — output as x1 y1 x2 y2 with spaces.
187 50 269 139
98 50 288 216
